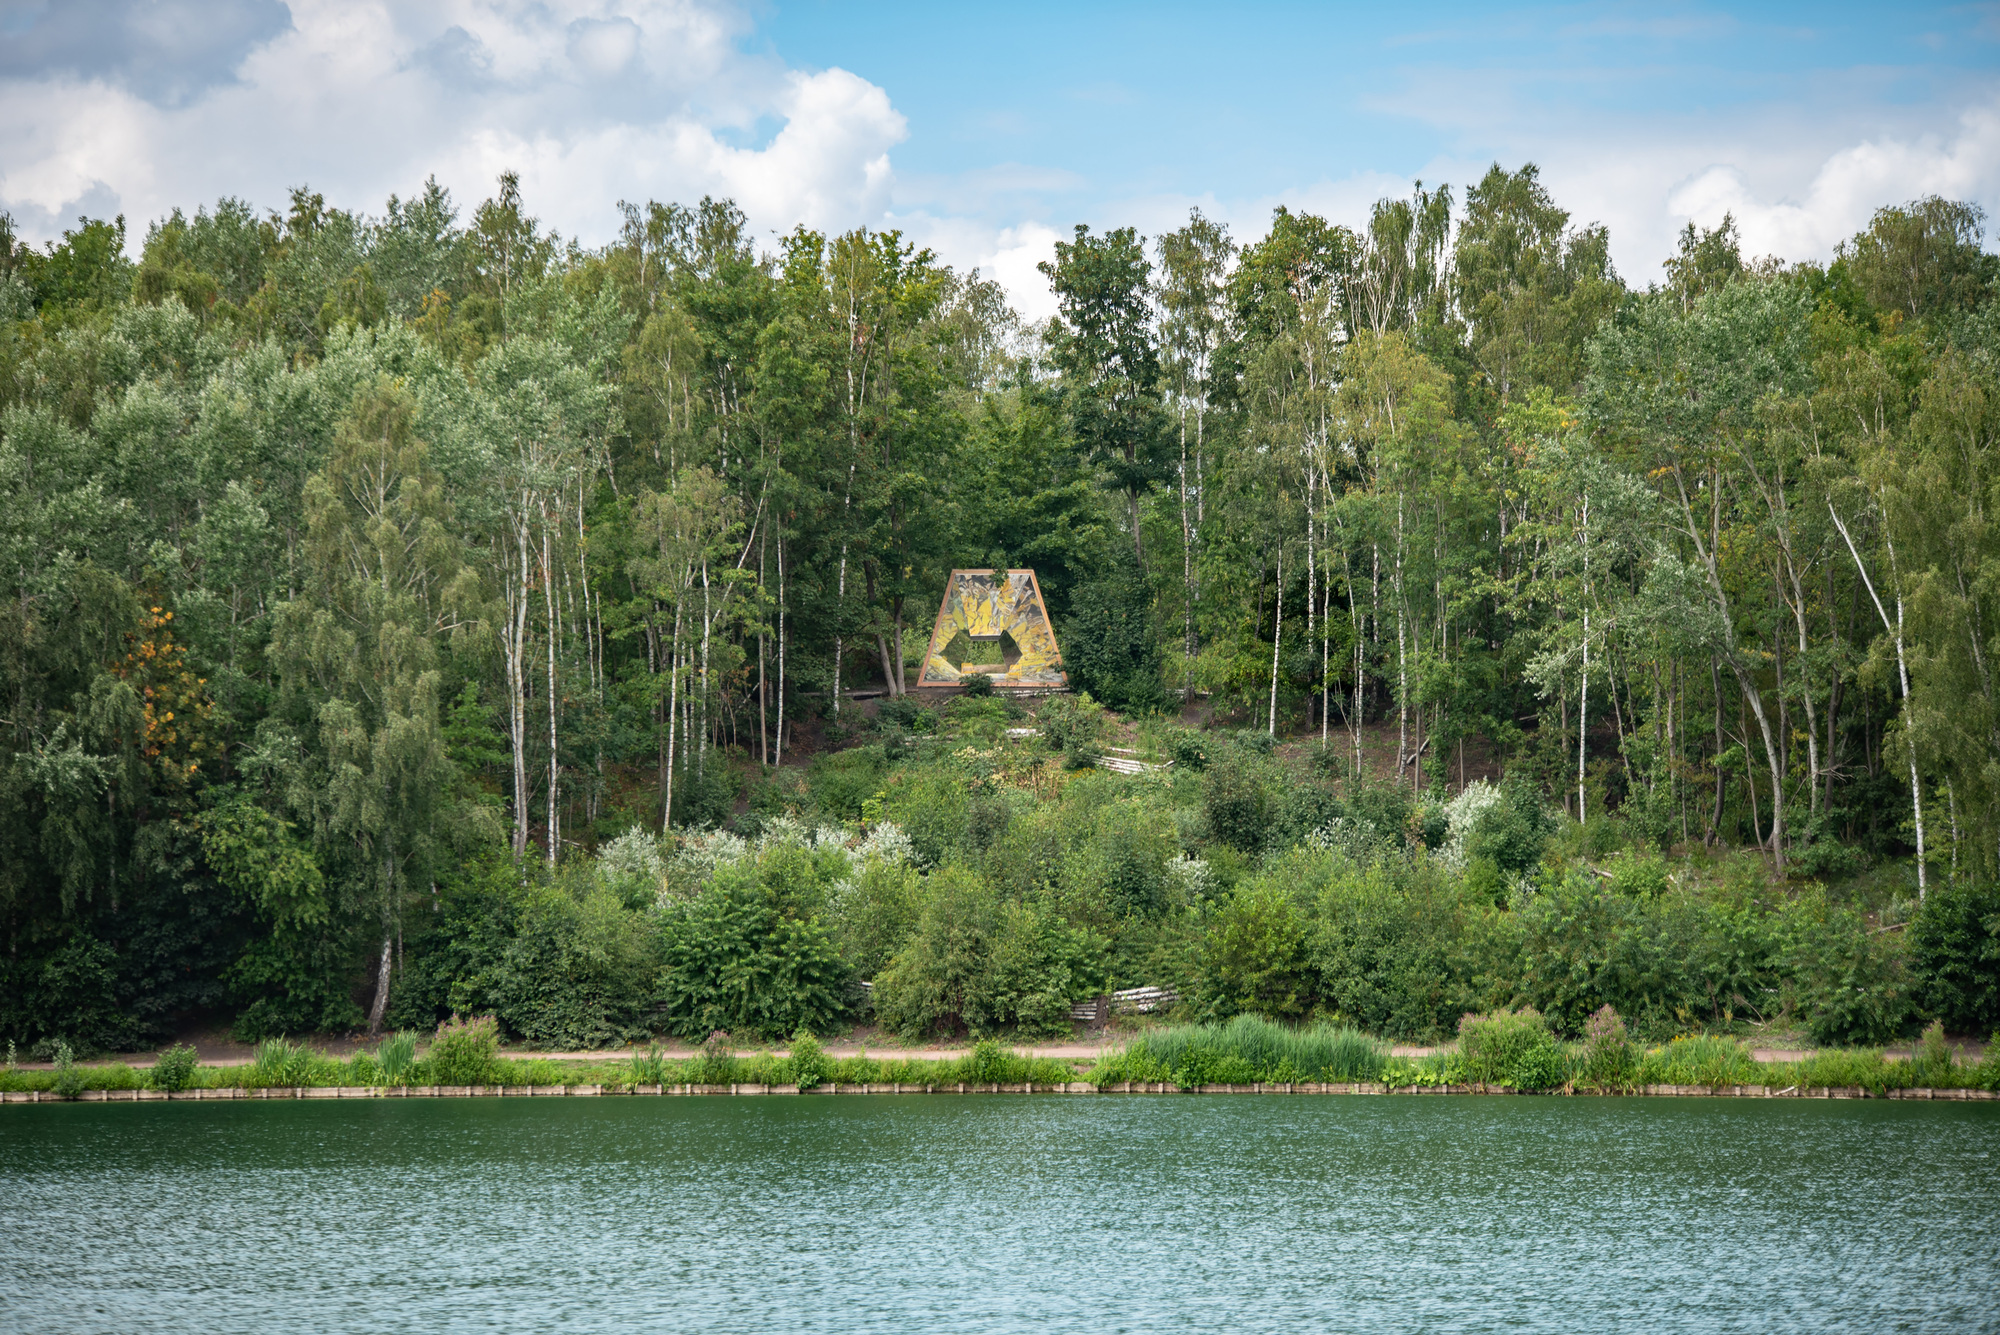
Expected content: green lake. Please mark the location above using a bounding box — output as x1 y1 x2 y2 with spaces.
3 1094 1997 1332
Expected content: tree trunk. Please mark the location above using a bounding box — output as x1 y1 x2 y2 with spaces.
1829 502 1925 896
367 932 392 1036
1268 546 1284 737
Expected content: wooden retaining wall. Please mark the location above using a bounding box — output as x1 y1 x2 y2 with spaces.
4 1082 1995 1103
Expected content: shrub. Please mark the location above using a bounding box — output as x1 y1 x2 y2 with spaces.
884 769 971 866
1202 755 1270 854
872 865 999 1038
1061 557 1167 713
1457 1009 1567 1091
1036 695 1103 769
426 1015 502 1086
1915 1019 1955 1085
149 1043 199 1092
1308 743 1347 781
1193 881 1313 1021
690 1030 737 1084
486 878 663 1049
1783 896 1913 1046
1579 1006 1635 1087
966 1039 1013 1084
877 696 939 734
960 671 995 697
1267 783 1344 853
51 1041 83 1100
1909 881 2000 1035
973 901 1105 1036
656 872 853 1041
1166 729 1209 772
347 1051 379 1085
788 1029 827 1090
806 746 890 821
1465 780 1555 876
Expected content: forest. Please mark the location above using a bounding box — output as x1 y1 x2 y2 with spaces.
3 164 1998 1056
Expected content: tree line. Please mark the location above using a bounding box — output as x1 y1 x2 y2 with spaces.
1 163 1996 1048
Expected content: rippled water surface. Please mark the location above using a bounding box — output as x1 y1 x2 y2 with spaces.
4 1094 1998 1333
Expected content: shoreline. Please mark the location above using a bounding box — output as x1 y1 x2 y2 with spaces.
8 1080 1998 1104
23 1039 1981 1073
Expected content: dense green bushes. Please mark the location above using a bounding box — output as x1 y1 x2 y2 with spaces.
656 870 851 1041
1457 1010 1566 1090
16 676 1989 1058
1909 882 2000 1035
388 854 660 1046
390 728 2000 1051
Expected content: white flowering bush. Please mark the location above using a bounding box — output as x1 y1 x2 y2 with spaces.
1437 780 1505 869
1163 853 1217 906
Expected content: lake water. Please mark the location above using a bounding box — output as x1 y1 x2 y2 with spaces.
3 1094 1997 1333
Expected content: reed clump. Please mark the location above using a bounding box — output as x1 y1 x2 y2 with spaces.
1094 1015 1387 1088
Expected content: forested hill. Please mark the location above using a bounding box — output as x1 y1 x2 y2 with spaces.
3 166 1997 1053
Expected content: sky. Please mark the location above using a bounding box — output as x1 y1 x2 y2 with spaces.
2 0 1997 319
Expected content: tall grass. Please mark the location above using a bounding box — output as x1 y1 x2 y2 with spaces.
377 1031 418 1082
1096 1016 1387 1088
1635 1035 1759 1087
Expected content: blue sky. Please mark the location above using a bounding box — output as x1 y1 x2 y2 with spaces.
2 0 1996 315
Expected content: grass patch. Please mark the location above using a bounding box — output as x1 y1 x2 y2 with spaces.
1093 1015 1387 1088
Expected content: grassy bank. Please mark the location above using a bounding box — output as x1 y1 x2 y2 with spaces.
1089 1013 2000 1094
0 1026 1079 1097
9 1013 1998 1100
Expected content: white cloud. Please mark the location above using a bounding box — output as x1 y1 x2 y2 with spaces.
0 0 906 251
1666 103 2000 261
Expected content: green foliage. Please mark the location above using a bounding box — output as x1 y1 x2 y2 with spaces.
1309 855 1503 1041
3 165 1994 1064
883 769 971 866
377 1030 417 1082
1577 1005 1636 1087
425 1015 502 1086
1464 781 1555 876
1635 1034 1759 1087
245 1037 339 1088
1035 695 1104 769
959 672 995 698
788 1029 828 1089
391 856 660 1047
1062 555 1167 713
1909 881 2000 1035
149 1043 199 1092
656 872 851 1041
872 864 998 1037
1201 752 1270 853
1781 894 1912 1046
1193 880 1312 1020
630 1043 669 1086
1165 729 1209 771
51 1041 84 1100
1457 1009 1568 1091
807 747 890 821
689 1030 738 1084
1099 1016 1386 1087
